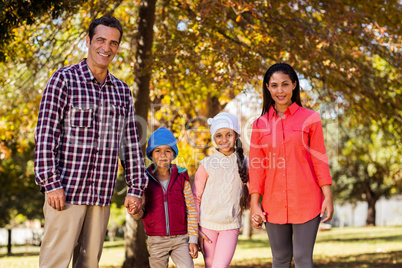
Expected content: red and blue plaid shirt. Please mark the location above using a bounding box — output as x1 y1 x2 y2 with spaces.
34 59 148 206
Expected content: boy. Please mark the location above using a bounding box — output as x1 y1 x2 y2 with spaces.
130 127 198 268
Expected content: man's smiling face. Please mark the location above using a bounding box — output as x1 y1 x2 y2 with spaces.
86 24 120 71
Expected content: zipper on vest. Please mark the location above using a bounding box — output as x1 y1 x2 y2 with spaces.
163 187 170 235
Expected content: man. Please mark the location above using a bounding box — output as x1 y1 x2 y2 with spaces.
34 15 148 268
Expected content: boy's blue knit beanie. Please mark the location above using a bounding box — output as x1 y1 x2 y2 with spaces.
146 127 179 160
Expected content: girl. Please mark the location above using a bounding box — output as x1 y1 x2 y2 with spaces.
192 112 249 268
249 63 334 268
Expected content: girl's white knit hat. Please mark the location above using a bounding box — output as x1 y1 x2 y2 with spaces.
207 112 241 138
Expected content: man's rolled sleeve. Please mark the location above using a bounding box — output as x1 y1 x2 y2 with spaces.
41 174 63 193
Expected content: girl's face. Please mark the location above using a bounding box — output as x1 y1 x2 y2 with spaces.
266 71 296 109
214 128 237 156
152 145 174 169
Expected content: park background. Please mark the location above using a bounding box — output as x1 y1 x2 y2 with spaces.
0 0 401 267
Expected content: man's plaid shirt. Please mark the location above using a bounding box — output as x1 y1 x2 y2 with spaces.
34 59 148 206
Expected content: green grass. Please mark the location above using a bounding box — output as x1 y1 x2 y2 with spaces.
1 226 402 267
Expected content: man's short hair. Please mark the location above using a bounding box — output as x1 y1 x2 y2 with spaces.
88 15 123 43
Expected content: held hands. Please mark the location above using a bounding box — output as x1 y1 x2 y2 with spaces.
47 188 66 211
189 243 198 259
251 213 266 229
124 196 142 215
249 193 266 229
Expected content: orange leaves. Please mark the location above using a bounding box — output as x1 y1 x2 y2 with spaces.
0 142 11 160
316 41 329 49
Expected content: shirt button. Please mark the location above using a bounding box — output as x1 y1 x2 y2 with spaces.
283 174 285 176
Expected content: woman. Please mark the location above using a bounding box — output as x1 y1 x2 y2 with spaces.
249 63 334 268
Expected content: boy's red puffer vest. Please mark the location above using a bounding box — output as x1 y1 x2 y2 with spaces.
142 164 188 236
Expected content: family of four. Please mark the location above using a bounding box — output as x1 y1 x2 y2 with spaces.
34 15 334 268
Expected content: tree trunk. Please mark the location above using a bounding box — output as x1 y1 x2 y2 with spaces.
206 93 222 118
364 182 378 226
366 197 377 226
123 0 156 267
123 214 149 268
242 210 252 239
7 229 11 255
131 0 157 135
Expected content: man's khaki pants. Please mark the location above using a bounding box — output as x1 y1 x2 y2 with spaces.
39 200 110 268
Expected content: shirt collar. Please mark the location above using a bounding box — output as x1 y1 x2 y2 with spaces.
288 102 300 115
79 58 116 86
268 102 300 119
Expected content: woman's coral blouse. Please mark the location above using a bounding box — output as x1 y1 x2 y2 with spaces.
249 103 332 224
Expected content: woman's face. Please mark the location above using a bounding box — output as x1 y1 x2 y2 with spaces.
213 128 237 156
266 71 296 109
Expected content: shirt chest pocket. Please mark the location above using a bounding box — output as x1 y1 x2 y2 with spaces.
111 104 127 116
292 124 310 148
256 128 276 151
70 103 95 128
110 104 127 131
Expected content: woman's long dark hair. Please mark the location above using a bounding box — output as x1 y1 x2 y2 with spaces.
235 138 249 212
261 63 302 116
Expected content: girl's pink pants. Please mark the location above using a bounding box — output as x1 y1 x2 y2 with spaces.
200 227 240 268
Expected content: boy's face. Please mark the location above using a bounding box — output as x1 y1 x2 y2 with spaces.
152 145 174 169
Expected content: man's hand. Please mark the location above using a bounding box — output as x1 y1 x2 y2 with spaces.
47 188 66 211
124 195 142 215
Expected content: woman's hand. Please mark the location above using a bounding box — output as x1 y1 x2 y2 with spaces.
250 193 267 228
320 185 334 223
251 213 266 229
